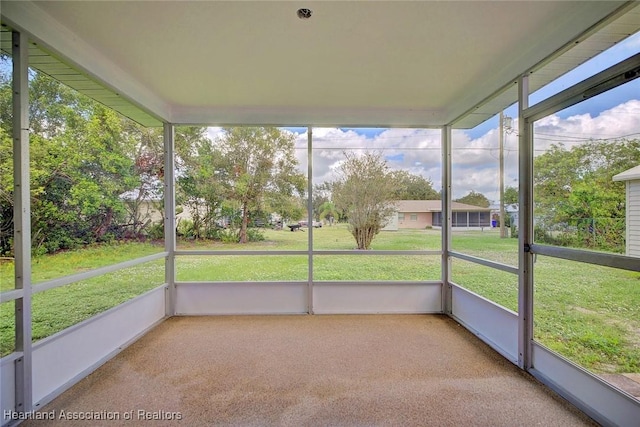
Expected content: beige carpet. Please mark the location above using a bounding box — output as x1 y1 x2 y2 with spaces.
25 315 596 426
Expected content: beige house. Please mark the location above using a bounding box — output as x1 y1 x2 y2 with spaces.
613 165 640 257
387 200 492 230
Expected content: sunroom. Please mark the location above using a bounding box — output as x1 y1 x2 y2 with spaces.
1 1 640 426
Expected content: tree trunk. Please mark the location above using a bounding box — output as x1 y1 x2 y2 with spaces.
354 226 374 250
94 207 113 239
239 202 249 243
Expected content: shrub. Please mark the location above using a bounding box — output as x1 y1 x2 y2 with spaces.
219 228 239 243
246 228 265 242
146 222 165 240
177 219 196 239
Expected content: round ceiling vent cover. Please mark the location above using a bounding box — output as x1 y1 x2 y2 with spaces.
297 8 312 19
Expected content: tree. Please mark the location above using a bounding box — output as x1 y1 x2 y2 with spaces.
318 201 339 225
534 139 640 251
215 127 306 243
0 62 13 255
0 126 11 255
455 190 490 208
75 104 139 239
332 151 398 250
120 123 164 237
20 72 139 252
391 170 440 200
0 61 164 255
175 127 226 239
504 186 518 205
312 182 332 221
270 192 306 227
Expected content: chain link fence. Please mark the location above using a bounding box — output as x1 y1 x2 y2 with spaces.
533 217 625 253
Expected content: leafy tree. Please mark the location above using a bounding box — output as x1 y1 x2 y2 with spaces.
391 170 439 200
270 192 306 227
0 126 12 255
332 151 398 250
175 127 225 239
455 190 490 208
504 186 518 205
121 123 165 236
0 61 164 255
78 105 139 238
0 62 13 254
312 182 332 221
19 73 140 252
318 200 339 225
534 139 640 251
214 127 306 243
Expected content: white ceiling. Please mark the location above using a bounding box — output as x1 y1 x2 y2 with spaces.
1 1 638 128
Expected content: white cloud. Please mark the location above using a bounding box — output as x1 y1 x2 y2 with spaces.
300 128 442 189
204 99 639 204
455 99 640 203
449 126 519 202
535 100 640 151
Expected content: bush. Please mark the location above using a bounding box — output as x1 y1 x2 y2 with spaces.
246 228 265 242
533 218 624 253
33 226 87 255
219 228 239 243
177 219 196 239
146 222 164 240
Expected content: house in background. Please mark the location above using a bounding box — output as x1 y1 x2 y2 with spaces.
385 200 492 230
613 165 640 258
489 203 519 227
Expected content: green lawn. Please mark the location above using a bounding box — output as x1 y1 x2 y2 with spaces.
176 223 442 251
1 226 638 375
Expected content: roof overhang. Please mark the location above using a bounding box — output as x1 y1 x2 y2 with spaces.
613 165 640 182
1 1 639 128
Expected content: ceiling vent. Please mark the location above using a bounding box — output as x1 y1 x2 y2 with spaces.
297 8 312 19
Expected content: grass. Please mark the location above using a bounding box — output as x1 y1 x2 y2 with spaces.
176 224 441 251
1 225 639 376
451 258 519 310
0 241 165 289
0 242 165 356
533 257 640 373
449 235 640 374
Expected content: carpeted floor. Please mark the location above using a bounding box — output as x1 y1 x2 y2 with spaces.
24 315 596 426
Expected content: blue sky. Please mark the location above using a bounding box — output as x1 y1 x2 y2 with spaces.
288 31 640 203
328 31 640 142
477 30 639 140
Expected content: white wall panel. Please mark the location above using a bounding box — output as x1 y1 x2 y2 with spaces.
451 284 518 363
1 355 17 424
175 282 308 315
628 181 640 257
531 343 640 426
31 286 166 406
313 283 441 314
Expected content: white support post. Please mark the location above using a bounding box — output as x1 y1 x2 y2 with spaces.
499 111 506 238
12 30 33 414
517 74 533 370
307 126 314 314
163 123 176 317
441 125 452 314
